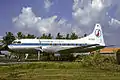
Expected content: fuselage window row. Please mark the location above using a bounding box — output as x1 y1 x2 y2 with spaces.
12 42 87 46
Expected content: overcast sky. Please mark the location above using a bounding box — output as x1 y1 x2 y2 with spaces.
0 0 120 46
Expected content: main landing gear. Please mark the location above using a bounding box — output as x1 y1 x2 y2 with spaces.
36 46 43 61
25 54 29 60
38 51 41 60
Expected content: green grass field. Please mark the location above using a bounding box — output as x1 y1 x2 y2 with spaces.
0 62 120 80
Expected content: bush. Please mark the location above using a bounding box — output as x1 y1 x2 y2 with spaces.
116 49 120 64
76 53 119 71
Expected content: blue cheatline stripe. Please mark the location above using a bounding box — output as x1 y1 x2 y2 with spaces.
9 43 88 46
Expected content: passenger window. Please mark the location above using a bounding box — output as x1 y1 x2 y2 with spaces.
50 43 52 45
62 44 65 46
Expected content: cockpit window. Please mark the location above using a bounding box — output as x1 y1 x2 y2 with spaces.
12 41 17 44
18 41 21 43
12 41 21 44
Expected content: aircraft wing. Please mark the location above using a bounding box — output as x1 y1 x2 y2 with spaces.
58 44 103 53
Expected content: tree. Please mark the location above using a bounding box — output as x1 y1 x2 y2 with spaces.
40 33 48 39
56 33 63 39
47 33 52 39
65 34 70 39
3 32 15 45
26 34 36 39
0 39 2 43
70 33 78 39
17 32 25 39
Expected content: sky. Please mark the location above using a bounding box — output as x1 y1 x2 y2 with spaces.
0 0 120 46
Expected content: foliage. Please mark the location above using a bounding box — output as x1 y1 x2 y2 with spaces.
47 33 52 39
116 49 120 54
1 62 120 80
75 53 120 71
39 33 52 39
56 32 63 39
65 34 70 39
17 32 25 39
116 49 120 64
0 39 2 42
26 34 36 39
3 32 15 45
70 32 78 39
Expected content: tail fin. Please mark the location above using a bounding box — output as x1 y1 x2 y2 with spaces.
86 23 105 46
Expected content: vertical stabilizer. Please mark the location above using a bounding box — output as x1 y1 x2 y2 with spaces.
90 23 105 46
75 23 105 46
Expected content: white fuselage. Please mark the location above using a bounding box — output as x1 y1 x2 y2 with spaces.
8 39 91 53
8 23 105 53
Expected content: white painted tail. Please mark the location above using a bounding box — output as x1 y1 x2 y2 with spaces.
87 23 105 46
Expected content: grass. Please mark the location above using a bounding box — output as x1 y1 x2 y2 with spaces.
0 53 120 80
0 62 120 80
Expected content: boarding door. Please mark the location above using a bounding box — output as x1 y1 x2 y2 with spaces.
39 39 42 49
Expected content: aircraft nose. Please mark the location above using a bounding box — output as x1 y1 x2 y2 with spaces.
8 45 13 49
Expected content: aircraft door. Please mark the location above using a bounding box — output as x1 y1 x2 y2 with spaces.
39 39 42 49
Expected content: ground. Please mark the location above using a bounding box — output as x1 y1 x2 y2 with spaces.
0 62 120 80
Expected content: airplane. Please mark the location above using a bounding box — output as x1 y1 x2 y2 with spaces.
7 23 106 60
